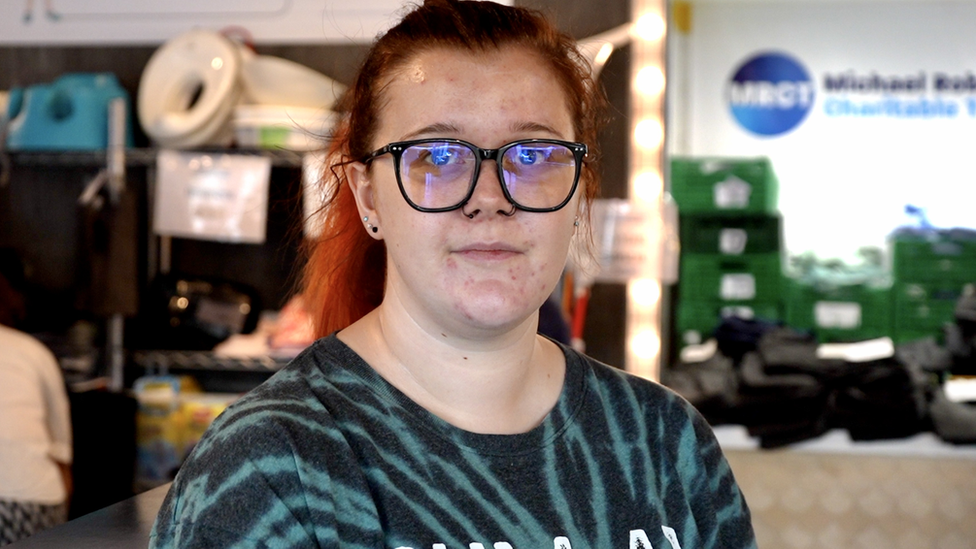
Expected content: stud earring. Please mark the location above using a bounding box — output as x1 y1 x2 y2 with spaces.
574 217 580 228
363 216 378 234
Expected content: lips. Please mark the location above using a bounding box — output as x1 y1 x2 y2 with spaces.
453 242 522 260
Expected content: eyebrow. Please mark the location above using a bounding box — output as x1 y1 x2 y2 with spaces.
401 123 463 140
400 121 567 141
511 121 565 138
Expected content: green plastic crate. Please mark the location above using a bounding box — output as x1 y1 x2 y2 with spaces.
679 253 783 302
679 214 781 255
670 157 779 215
676 299 782 346
891 232 976 283
894 255 976 283
893 281 963 333
892 330 943 345
784 279 893 342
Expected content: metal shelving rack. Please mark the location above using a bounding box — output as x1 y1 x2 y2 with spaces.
2 134 309 387
131 350 290 373
8 147 306 169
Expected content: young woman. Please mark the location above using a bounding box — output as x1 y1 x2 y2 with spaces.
150 1 756 548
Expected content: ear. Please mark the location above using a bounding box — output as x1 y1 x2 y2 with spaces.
574 194 588 230
346 161 382 239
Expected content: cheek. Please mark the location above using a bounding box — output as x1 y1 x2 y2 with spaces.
519 237 561 296
533 262 557 294
532 228 575 291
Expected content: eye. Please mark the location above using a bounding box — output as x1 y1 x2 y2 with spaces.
517 147 542 165
427 145 458 166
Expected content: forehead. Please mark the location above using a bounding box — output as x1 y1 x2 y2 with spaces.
375 45 574 142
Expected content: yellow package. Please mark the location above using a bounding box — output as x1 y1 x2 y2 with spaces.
134 376 184 488
180 393 239 461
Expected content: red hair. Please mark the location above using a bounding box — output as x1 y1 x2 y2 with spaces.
302 0 607 337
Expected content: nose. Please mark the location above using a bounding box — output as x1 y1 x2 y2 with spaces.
461 160 516 218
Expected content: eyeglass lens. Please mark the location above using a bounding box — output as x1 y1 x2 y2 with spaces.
399 141 577 210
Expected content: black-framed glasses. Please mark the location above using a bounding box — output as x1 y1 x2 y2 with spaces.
362 138 587 213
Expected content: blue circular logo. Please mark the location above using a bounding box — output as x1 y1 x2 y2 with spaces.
727 52 815 136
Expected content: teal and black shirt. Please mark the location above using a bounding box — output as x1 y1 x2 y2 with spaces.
150 335 756 549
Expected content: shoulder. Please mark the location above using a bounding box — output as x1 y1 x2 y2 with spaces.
214 334 362 416
189 337 359 460
566 348 724 468
0 325 62 387
153 338 376 546
570 348 705 427
177 333 382 472
0 325 58 366
567 349 756 547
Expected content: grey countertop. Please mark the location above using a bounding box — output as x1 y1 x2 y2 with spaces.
12 483 170 548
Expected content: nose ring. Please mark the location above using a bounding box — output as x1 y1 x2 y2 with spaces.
461 202 516 219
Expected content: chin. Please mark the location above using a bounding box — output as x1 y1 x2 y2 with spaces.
450 292 542 335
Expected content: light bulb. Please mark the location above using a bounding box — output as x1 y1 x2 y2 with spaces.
635 13 666 42
635 118 664 149
635 66 666 96
630 279 661 307
633 171 663 203
630 329 661 360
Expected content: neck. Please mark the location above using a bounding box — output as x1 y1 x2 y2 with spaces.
338 288 565 435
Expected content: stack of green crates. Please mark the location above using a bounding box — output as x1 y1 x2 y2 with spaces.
783 277 893 343
671 157 784 347
890 230 976 343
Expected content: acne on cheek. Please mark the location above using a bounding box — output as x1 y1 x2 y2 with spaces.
536 262 552 292
511 260 551 285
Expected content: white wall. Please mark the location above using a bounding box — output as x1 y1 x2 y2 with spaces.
670 0 976 261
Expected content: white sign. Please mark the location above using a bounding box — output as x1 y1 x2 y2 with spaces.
154 150 271 243
720 273 756 301
672 0 976 262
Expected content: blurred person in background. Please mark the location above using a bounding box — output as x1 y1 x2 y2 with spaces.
0 265 72 546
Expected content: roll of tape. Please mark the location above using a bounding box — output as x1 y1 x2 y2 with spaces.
138 29 242 147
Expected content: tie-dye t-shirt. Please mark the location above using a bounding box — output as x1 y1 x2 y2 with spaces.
149 335 756 549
